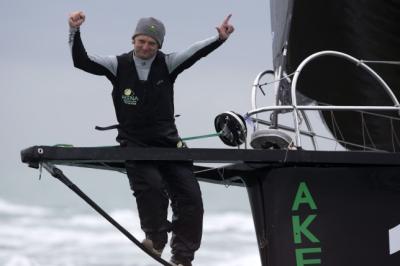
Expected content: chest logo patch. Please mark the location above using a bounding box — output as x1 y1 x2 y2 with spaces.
122 88 139 105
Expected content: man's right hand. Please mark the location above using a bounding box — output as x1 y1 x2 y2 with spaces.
69 11 85 28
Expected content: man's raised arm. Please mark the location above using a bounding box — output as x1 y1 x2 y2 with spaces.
166 14 235 77
68 11 117 81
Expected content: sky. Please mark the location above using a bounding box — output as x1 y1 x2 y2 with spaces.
0 1 273 208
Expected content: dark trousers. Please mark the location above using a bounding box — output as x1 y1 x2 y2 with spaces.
126 160 203 261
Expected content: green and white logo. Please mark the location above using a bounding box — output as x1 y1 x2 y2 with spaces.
149 25 157 33
124 88 132 96
122 88 139 105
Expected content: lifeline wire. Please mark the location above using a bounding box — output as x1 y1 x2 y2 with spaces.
360 60 400 65
318 101 400 121
257 58 400 91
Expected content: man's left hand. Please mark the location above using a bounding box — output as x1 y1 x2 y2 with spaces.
216 14 234 41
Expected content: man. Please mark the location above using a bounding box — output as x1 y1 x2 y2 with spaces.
68 11 234 266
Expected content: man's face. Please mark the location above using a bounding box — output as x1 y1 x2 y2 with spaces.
133 35 159 59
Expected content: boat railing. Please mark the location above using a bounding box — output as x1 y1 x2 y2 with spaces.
247 50 400 150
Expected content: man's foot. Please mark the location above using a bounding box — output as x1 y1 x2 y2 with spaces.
169 261 189 266
141 239 163 257
170 257 192 266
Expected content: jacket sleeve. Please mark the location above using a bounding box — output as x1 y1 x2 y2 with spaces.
69 27 117 83
165 35 225 81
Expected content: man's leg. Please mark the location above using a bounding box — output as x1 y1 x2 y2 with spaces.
161 161 204 265
126 160 171 251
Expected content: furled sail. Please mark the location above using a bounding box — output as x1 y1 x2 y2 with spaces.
270 0 400 151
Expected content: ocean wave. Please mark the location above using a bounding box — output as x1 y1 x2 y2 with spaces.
0 198 259 266
204 211 255 233
0 199 49 216
0 198 255 235
66 212 132 229
3 255 40 266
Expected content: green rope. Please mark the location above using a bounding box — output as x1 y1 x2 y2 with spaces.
53 144 74 147
181 131 223 141
52 130 223 147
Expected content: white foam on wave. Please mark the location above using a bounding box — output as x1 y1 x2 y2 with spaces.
204 211 254 233
0 198 259 266
0 198 49 216
3 255 40 266
1 214 144 250
214 253 261 266
67 213 114 228
197 238 260 266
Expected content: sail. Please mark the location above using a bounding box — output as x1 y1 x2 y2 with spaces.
270 0 400 151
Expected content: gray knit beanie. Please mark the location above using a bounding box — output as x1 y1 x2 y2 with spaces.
132 17 166 48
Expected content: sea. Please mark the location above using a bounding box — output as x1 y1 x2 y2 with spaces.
0 166 260 266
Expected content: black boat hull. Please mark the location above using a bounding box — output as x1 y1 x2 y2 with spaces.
245 165 400 266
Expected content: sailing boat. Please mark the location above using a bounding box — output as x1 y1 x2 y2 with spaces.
267 0 400 152
242 1 400 265
21 0 400 265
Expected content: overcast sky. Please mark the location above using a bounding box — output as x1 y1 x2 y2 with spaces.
0 0 273 205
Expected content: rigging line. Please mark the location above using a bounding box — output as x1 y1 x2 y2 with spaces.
318 102 399 150
361 113 367 151
255 110 386 151
391 119 396 152
257 71 298 88
318 101 400 120
330 110 346 150
329 110 339 150
100 162 127 174
216 167 230 188
360 60 400 65
266 111 386 151
392 121 400 148
310 131 386 152
317 102 400 121
194 164 234 174
360 113 367 151
332 111 341 151
361 113 377 149
334 113 346 150
390 119 400 152
343 108 400 121
42 163 174 266
283 139 295 162
195 165 240 187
